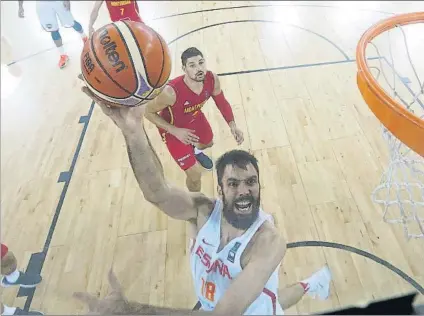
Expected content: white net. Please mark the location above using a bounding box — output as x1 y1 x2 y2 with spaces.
364 18 424 239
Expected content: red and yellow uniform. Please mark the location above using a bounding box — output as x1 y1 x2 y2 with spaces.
158 71 216 170
105 0 142 23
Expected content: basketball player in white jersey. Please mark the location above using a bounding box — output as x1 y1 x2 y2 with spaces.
78 86 332 315
18 1 87 68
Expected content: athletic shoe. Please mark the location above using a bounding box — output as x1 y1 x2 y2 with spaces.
1 271 42 288
303 265 332 300
195 152 213 170
58 54 69 69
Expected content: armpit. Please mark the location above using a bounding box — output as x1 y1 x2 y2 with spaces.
193 194 215 229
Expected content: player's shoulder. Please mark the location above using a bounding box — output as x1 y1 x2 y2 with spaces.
164 75 186 98
207 70 218 82
155 85 177 105
256 220 285 251
207 71 220 92
242 219 287 267
167 74 185 88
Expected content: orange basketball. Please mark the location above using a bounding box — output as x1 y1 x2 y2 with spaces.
80 21 172 107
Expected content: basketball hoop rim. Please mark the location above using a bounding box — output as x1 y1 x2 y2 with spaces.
356 12 424 157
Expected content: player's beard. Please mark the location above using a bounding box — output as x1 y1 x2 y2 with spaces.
192 71 205 82
222 192 260 230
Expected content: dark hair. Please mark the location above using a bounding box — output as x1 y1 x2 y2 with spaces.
216 150 260 187
181 47 203 66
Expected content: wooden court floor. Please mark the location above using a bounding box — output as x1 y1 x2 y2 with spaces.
1 1 424 314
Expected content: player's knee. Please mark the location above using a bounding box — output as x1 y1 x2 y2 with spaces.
186 179 201 192
185 167 202 192
197 140 213 150
1 251 17 276
50 30 61 41
72 21 83 33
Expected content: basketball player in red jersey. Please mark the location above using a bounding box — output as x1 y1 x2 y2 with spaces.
144 47 244 194
88 0 142 37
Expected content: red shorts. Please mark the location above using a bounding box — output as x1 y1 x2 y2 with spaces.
160 114 213 171
1 243 8 259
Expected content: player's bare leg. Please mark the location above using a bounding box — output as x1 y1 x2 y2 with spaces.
278 265 332 310
71 20 88 43
50 30 69 69
52 21 86 69
193 141 214 171
185 163 203 192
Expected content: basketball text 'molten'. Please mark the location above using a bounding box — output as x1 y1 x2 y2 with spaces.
98 27 126 73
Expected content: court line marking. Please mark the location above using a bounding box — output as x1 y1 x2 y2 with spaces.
6 45 61 67
168 19 350 61
18 19 423 314
7 2 383 66
217 58 381 77
18 101 96 307
289 241 424 294
43 103 95 253
152 3 394 21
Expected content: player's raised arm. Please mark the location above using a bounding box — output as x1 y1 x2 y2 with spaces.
215 223 287 315
81 86 208 222
88 0 104 36
211 72 244 145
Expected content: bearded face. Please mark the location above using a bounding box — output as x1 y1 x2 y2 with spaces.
218 163 261 230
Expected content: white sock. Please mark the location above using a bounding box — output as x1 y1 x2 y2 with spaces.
58 45 65 55
2 304 17 315
5 269 20 283
194 148 203 155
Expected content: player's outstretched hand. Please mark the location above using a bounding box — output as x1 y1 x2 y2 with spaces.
74 269 129 314
231 125 244 145
81 85 144 135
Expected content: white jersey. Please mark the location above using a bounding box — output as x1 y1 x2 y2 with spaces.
190 199 284 315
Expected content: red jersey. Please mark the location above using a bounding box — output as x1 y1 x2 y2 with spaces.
159 71 216 129
105 0 142 23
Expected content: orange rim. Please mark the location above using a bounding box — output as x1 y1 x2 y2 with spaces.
356 12 424 157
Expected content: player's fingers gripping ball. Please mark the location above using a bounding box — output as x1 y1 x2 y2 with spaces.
80 21 172 108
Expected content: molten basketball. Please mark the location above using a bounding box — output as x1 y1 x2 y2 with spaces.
80 21 172 107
